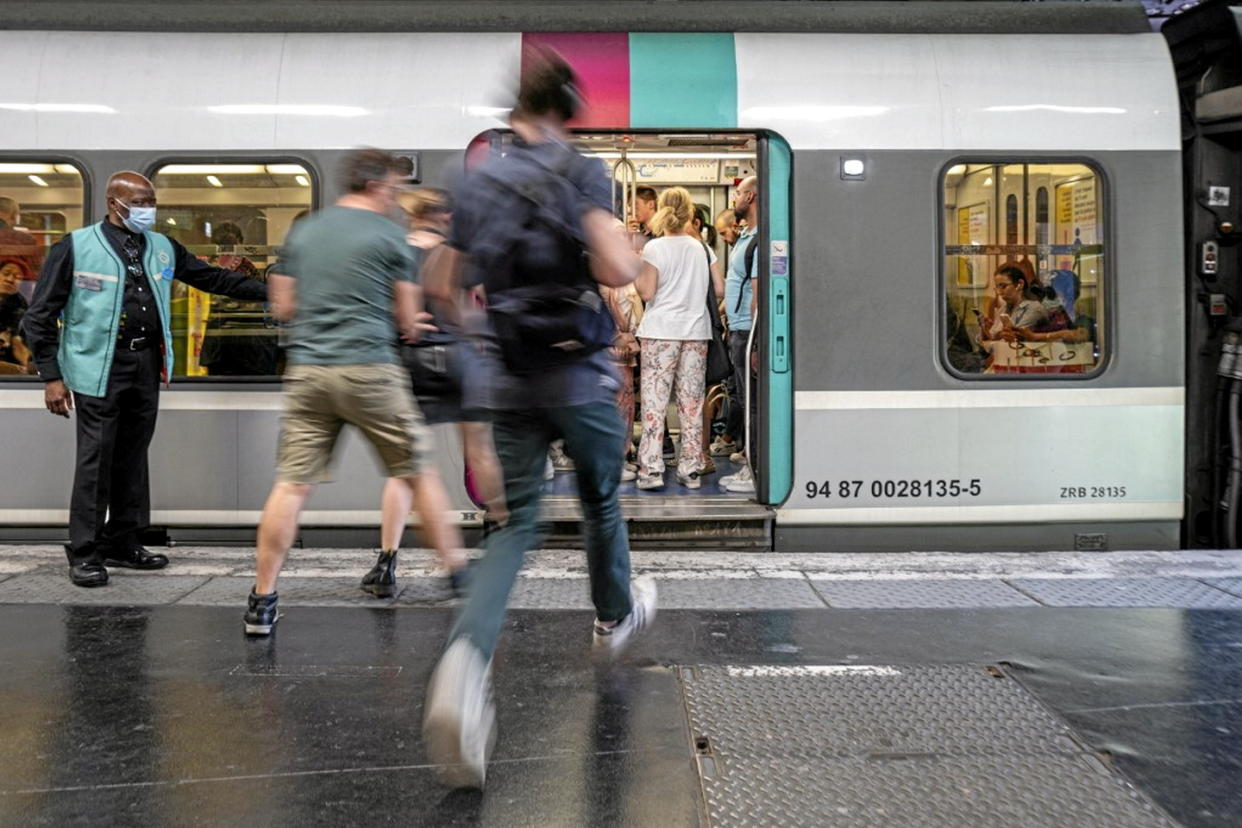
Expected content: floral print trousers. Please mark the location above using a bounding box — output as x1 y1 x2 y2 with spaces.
637 338 708 482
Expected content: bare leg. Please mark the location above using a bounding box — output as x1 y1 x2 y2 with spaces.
380 476 411 551
460 421 507 526
406 469 467 571
255 481 314 595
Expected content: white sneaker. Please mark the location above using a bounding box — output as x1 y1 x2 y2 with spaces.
624 461 638 473
718 474 736 488
729 450 747 464
724 464 755 494
422 637 498 790
677 471 702 490
709 437 736 457
544 457 555 481
636 475 664 491
620 467 637 482
592 576 658 661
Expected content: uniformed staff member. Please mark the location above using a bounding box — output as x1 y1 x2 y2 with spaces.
22 172 267 588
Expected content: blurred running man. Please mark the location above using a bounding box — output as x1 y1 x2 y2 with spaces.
420 48 657 789
244 149 461 635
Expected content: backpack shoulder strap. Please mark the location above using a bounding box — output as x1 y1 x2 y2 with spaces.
735 235 759 314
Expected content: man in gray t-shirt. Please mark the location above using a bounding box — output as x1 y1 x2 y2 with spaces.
243 149 462 637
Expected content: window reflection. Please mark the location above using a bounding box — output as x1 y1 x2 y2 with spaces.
944 162 1104 377
152 163 312 378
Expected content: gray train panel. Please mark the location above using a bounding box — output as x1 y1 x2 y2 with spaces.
789 150 1183 392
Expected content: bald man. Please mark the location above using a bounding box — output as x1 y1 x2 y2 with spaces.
23 172 267 587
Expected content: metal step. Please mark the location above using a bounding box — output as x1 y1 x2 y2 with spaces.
535 494 774 550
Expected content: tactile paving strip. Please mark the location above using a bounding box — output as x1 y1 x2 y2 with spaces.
810 578 1037 609
507 577 594 610
176 576 399 606
1007 577 1242 608
0 574 209 605
657 578 827 609
680 664 1175 828
1205 577 1242 598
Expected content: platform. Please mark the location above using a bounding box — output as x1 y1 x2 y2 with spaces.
0 547 1240 826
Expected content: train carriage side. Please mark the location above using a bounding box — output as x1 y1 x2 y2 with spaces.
0 23 1185 552
761 33 1185 551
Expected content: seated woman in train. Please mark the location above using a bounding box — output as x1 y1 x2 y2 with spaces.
980 263 1048 341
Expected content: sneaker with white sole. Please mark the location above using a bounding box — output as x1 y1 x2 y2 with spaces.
677 471 701 490
708 437 737 457
592 576 658 661
422 637 498 790
636 475 664 491
620 467 637 482
729 450 747 464
724 463 755 494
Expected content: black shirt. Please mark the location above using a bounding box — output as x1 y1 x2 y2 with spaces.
22 220 268 382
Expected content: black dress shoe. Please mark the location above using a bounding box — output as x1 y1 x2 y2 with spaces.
103 545 170 570
361 549 398 598
69 560 109 588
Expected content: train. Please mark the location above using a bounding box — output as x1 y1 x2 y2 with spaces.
1 0 1235 553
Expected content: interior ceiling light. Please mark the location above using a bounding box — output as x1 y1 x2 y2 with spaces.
160 164 264 175
206 175 223 188
208 104 367 117
266 164 307 175
0 163 54 174
584 152 756 160
295 175 310 187
0 102 116 114
28 175 49 187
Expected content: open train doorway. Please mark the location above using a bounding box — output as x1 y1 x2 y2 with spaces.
469 129 790 547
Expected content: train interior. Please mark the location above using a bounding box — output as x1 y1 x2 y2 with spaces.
499 131 776 543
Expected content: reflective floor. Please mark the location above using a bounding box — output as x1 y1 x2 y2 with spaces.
0 604 1238 826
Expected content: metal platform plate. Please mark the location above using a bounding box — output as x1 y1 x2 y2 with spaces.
0 574 209 605
1008 577 1242 608
680 664 1175 828
810 578 1038 609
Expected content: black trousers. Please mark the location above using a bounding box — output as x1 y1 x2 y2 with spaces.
68 347 161 563
725 330 752 447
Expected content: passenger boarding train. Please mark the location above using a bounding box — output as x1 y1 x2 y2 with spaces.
0 2 1213 552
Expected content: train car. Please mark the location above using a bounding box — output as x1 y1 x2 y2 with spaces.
0 2 1189 551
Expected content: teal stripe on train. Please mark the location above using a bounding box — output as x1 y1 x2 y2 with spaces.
629 33 738 127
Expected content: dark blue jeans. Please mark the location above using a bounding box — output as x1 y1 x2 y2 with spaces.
448 401 633 659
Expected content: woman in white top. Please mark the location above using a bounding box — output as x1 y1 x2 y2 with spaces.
633 187 725 490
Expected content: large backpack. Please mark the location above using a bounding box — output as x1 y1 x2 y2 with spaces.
473 143 614 374
734 234 759 315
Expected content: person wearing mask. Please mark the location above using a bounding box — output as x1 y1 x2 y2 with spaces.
419 47 656 790
244 150 461 635
718 176 760 494
632 187 722 490
365 186 506 599
22 172 267 587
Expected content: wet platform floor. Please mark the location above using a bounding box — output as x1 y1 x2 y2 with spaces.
0 604 1239 826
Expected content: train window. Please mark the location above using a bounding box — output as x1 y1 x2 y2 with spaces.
943 162 1105 377
0 162 85 377
151 162 314 378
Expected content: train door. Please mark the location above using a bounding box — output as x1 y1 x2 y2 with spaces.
467 129 790 546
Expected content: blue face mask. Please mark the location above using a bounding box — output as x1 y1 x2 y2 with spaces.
115 199 156 234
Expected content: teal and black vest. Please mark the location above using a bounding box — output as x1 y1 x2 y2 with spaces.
58 223 175 397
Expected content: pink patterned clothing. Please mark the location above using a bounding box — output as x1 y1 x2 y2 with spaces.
638 338 707 482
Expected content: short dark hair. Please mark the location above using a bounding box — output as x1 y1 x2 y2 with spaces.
341 148 403 194
635 186 657 205
516 46 581 122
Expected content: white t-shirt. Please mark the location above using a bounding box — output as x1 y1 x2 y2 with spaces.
636 235 716 341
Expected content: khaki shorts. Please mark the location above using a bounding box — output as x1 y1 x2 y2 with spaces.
276 363 431 484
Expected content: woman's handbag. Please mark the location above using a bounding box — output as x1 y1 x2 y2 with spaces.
401 340 464 399
702 243 733 386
